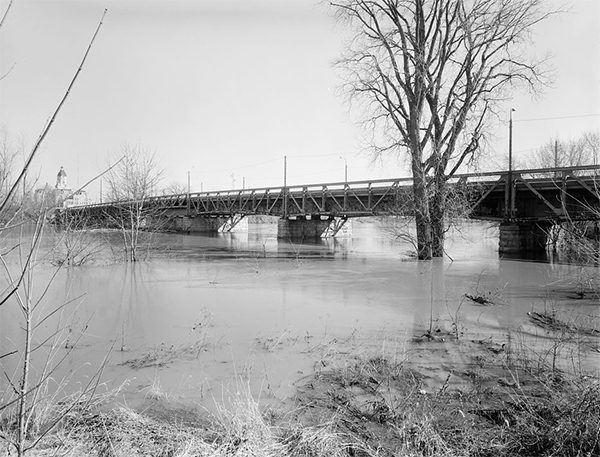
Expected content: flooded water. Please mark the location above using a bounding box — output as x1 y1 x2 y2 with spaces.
1 220 599 411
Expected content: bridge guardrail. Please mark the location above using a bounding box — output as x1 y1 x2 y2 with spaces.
65 165 600 210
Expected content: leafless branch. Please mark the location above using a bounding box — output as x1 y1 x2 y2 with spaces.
0 0 14 30
0 8 108 219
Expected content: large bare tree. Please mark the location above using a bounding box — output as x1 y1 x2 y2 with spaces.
332 0 552 259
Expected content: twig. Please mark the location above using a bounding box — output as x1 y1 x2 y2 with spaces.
0 0 14 30
0 61 16 81
60 156 125 204
0 8 108 218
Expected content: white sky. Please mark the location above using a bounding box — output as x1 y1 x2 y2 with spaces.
1 0 599 200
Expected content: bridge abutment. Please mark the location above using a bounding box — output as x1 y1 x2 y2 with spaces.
499 222 550 254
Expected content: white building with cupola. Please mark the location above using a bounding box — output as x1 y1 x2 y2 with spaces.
34 167 89 208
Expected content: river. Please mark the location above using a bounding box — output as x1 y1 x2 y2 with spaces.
1 219 598 411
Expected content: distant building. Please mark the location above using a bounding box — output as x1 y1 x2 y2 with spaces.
34 167 89 208
54 166 71 203
56 166 68 189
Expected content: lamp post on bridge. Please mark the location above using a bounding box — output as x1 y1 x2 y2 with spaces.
187 167 197 214
340 156 348 211
506 108 516 220
283 155 288 218
187 167 198 194
339 157 348 184
187 170 191 215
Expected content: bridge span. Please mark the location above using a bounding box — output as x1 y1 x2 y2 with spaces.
63 165 600 253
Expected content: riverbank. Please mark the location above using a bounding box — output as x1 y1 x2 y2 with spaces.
6 308 599 457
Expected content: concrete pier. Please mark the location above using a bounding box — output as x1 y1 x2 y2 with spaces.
499 222 550 254
174 216 230 233
277 216 332 239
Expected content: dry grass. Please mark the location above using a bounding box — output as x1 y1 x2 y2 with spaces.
528 309 600 337
290 325 600 457
2 323 599 457
123 340 209 369
123 309 214 369
10 384 369 457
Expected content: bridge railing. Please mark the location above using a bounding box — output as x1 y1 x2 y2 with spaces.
66 164 600 210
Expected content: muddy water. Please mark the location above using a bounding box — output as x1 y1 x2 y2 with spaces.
1 220 598 410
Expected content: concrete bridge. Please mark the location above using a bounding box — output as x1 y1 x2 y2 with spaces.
62 165 600 254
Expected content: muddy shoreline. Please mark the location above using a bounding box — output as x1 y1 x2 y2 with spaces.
7 308 598 457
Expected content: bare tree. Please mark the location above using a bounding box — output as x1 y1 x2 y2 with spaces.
0 126 20 205
332 0 553 259
50 213 106 266
103 143 164 262
1 7 109 455
162 181 187 196
583 131 600 165
530 131 600 170
533 131 600 275
0 217 104 456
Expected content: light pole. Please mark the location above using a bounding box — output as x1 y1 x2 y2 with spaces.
339 156 348 184
506 108 515 220
187 166 196 194
186 171 192 214
508 108 514 177
340 156 348 211
283 155 288 217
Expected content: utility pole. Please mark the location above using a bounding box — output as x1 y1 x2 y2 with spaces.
283 155 287 217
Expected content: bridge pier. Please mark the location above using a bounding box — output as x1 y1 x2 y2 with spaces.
277 216 350 239
174 215 247 233
498 222 550 254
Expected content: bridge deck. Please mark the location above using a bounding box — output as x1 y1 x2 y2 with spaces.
65 165 600 223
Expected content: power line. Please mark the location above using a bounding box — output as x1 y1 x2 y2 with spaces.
189 152 353 175
515 113 600 123
190 157 281 174
288 152 353 159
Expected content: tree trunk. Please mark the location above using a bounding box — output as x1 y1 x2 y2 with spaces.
17 292 31 457
430 180 446 258
412 167 433 260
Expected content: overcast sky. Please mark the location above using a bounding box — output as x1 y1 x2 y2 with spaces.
1 0 599 199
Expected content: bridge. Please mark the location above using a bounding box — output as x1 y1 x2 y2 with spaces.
63 165 600 253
